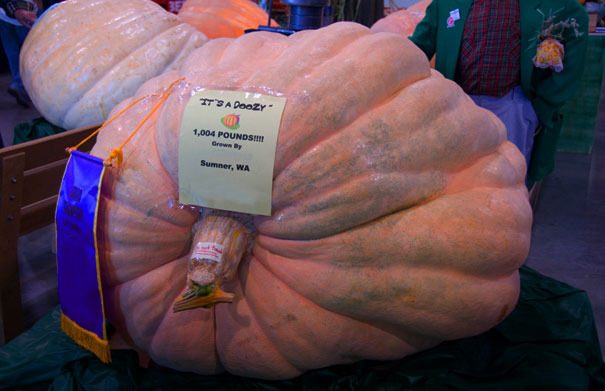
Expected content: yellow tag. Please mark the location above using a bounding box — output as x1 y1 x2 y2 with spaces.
178 90 287 216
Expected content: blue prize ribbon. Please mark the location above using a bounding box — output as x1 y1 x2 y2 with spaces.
56 150 110 362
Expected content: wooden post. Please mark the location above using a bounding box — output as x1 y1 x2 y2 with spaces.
0 153 26 344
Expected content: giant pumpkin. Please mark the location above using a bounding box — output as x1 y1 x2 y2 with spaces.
20 0 208 130
178 0 277 39
90 22 532 380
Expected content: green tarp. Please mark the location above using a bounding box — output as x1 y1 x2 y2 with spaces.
1 266 604 391
13 118 66 146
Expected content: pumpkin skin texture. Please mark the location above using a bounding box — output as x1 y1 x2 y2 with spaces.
90 22 532 380
371 0 431 36
178 0 276 39
19 0 208 130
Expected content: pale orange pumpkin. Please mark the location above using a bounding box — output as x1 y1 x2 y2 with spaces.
91 22 531 380
19 0 208 130
371 0 431 36
178 0 277 39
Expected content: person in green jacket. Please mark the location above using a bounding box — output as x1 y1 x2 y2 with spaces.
409 0 588 187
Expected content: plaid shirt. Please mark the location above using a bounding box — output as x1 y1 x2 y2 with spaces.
455 0 521 97
1 0 35 19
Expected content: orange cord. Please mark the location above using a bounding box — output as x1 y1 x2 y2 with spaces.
67 77 185 167
66 95 158 154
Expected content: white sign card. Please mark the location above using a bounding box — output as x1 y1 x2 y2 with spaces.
178 90 287 216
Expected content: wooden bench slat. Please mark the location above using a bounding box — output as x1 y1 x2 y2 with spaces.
19 195 58 236
0 124 100 171
22 159 69 206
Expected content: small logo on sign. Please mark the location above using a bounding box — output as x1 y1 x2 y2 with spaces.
446 16 455 28
221 114 240 130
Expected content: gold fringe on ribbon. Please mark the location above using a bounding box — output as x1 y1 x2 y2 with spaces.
61 312 111 363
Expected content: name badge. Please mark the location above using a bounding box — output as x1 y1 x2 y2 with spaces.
447 8 460 28
450 8 460 20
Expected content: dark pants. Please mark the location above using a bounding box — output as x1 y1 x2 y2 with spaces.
0 19 29 90
342 0 384 27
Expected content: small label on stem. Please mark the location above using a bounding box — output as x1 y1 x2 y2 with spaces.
192 242 224 263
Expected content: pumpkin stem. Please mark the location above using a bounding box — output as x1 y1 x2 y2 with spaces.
173 211 252 312
173 284 235 312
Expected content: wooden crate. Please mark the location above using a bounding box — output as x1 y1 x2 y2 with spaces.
0 124 99 345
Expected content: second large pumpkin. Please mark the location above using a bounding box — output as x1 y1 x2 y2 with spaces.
19 0 208 130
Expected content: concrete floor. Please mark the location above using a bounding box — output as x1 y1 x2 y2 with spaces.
1 71 604 359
